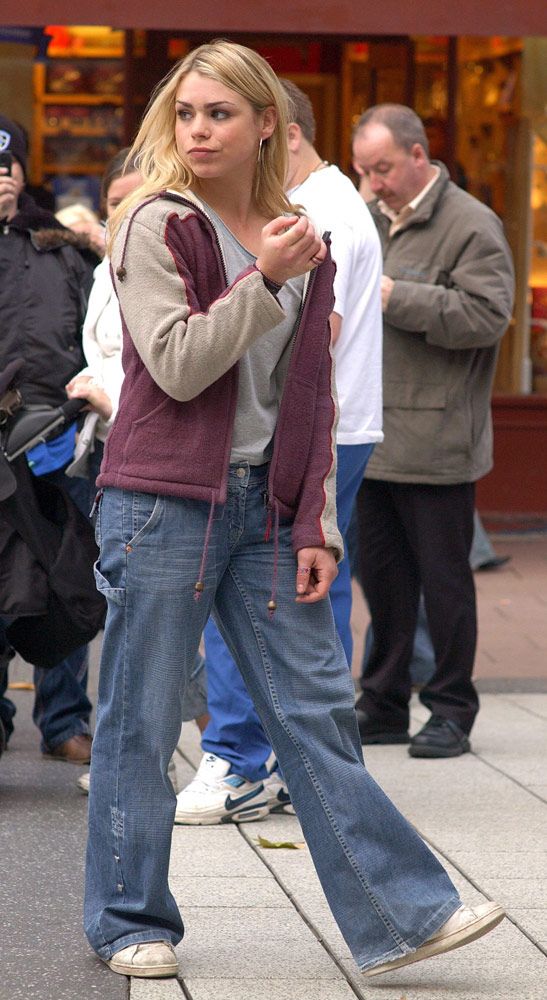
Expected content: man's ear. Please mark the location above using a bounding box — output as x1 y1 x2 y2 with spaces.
261 105 277 141
411 142 428 166
287 122 302 153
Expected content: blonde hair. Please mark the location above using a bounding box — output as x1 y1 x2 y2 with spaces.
108 40 294 249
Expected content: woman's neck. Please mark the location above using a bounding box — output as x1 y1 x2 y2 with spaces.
193 174 258 228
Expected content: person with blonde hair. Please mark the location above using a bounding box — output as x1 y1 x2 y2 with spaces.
84 40 504 981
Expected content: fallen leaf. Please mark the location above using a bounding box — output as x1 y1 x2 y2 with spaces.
256 835 306 850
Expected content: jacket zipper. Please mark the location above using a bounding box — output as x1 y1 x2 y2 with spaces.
160 191 323 513
265 263 318 511
164 191 229 285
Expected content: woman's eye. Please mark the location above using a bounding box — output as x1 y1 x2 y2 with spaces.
177 110 192 121
211 109 229 120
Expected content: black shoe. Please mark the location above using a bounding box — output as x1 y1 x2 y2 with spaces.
409 715 471 758
356 709 410 745
474 554 511 572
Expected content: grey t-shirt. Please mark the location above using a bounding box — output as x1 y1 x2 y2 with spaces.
203 204 305 465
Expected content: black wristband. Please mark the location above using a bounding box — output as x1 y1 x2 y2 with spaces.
255 266 283 298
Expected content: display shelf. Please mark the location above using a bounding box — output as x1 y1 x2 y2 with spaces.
47 46 124 59
41 125 116 137
30 48 125 195
40 93 123 106
43 162 107 174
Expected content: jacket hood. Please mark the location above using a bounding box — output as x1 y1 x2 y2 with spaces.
11 191 92 253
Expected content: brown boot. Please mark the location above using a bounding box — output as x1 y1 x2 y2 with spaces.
43 733 92 764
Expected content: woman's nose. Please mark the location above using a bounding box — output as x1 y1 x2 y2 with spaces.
191 114 210 138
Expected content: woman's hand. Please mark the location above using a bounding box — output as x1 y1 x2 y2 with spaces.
295 546 338 604
256 215 326 286
65 375 113 422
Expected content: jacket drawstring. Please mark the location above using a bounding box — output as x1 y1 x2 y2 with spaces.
115 195 161 282
194 495 216 601
266 499 279 619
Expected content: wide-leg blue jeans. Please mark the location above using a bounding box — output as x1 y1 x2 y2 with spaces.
84 463 460 973
202 443 374 780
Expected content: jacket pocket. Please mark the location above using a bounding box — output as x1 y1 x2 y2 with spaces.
383 380 447 410
379 380 447 476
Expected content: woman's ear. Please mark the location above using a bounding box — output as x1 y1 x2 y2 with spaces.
261 106 277 141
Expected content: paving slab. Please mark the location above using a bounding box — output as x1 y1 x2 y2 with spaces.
447 850 547 879
170 825 270 878
502 693 547 720
508 909 547 948
131 979 183 999
174 907 345 980
168 874 292 907
469 695 547 789
181 981 358 999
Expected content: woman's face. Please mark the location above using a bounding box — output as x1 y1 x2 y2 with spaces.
105 171 141 218
174 71 275 185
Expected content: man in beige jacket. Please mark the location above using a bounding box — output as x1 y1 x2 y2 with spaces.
352 104 514 757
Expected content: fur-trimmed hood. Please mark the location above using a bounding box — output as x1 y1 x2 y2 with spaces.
10 191 92 253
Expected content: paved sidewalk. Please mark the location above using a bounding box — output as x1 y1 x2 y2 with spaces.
0 535 545 999
167 690 547 1000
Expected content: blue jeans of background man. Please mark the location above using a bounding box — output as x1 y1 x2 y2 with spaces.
84 463 460 972
202 443 375 781
0 609 91 751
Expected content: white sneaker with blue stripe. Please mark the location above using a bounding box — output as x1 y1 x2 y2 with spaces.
263 769 295 814
174 753 270 825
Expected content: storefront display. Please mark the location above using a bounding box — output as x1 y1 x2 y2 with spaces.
530 134 547 392
30 28 125 202
8 26 547 404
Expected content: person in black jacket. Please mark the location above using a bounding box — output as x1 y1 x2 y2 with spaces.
0 114 95 764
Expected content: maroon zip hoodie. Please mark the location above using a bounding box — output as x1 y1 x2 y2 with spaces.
98 191 342 562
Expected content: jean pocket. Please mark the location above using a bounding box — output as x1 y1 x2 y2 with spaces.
94 560 126 606
126 493 164 549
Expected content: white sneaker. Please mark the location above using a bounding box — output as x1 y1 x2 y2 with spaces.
174 753 270 825
106 940 178 978
364 901 505 977
77 771 90 794
77 756 179 796
264 771 295 814
167 755 180 793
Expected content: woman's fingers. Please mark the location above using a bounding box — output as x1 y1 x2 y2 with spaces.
295 547 338 603
257 216 327 284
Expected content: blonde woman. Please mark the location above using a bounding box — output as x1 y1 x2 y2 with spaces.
84 40 503 981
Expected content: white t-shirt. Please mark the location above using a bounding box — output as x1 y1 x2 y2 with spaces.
288 165 383 445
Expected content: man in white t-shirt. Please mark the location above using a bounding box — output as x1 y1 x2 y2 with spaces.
174 81 383 825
